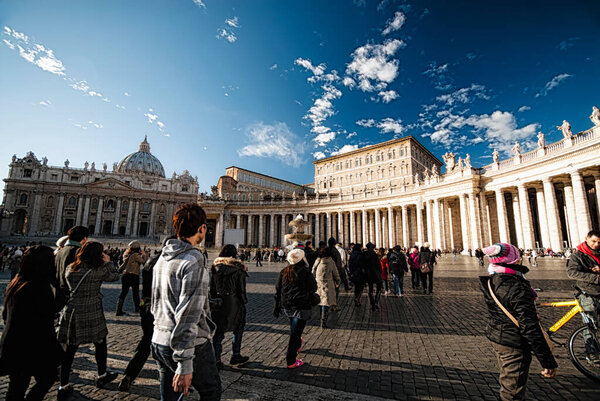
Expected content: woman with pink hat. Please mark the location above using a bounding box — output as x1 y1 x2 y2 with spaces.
479 243 557 400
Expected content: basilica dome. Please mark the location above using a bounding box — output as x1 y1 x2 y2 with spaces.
117 136 165 177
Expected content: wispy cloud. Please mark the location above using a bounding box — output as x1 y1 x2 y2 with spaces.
313 151 326 160
436 84 489 106
382 11 406 35
423 61 452 91
192 0 206 9
357 117 405 136
518 105 531 113
535 73 573 97
378 90 398 103
38 100 51 107
2 26 66 75
558 37 580 51
217 16 240 43
331 144 359 156
238 122 304 167
124 91 131 96
72 120 103 130
269 63 278 70
344 39 405 95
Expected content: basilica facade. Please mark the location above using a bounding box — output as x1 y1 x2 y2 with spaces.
2 109 600 251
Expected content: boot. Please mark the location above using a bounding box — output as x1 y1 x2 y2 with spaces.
320 308 329 329
116 299 125 316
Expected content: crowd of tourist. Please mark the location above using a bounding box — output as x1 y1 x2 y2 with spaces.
0 203 599 401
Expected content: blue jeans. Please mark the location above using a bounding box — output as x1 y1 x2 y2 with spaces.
212 328 244 362
286 317 307 366
151 342 221 401
392 274 404 295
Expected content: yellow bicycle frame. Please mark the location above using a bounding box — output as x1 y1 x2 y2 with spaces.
539 300 582 333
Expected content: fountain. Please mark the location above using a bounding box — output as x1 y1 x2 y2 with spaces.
284 214 313 246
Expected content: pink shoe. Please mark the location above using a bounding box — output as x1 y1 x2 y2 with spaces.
298 337 303 352
287 359 304 369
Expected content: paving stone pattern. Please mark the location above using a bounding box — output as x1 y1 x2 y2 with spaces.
0 254 599 400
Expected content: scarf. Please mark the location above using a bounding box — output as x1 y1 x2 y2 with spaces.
576 242 600 265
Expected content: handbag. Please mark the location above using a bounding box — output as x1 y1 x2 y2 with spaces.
309 292 321 307
487 279 554 354
420 262 431 274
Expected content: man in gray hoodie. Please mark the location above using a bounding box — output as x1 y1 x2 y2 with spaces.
151 204 221 401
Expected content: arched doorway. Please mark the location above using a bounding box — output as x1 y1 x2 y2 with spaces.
13 209 27 234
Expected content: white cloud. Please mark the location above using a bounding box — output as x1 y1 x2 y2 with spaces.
518 105 531 113
3 27 66 76
38 100 51 107
144 110 158 123
331 144 359 156
344 39 404 94
156 121 165 130
535 73 573 97
353 0 366 7
346 132 357 138
115 104 126 110
238 122 304 167
225 17 240 28
313 151 326 160
558 37 579 51
436 84 489 106
216 28 237 43
357 117 404 136
382 11 406 35
192 0 206 8
423 61 452 91
72 120 103 130
314 131 337 146
124 91 131 96
269 63 278 70
378 90 398 103
295 58 326 78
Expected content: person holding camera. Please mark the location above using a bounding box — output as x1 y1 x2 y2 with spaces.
116 241 147 316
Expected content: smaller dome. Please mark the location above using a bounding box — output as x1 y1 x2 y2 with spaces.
117 136 166 177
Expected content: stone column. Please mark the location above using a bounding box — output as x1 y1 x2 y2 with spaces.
362 209 368 245
425 200 433 246
439 199 447 249
374 208 381 248
416 202 424 246
448 202 455 250
314 213 320 245
270 214 276 247
94 197 104 235
542 178 563 251
570 170 592 243
459 194 470 252
433 199 442 250
534 186 550 249
113 198 122 235
387 206 394 248
54 194 65 233
325 212 331 241
511 192 525 248
350 211 355 244
517 184 534 249
368 211 375 244
258 214 264 247
402 205 408 248
563 184 579 246
27 192 43 234
148 201 157 237
337 210 342 243
125 199 134 236
132 200 140 237
495 189 509 243
75 196 84 226
469 192 482 250
81 196 91 227
216 213 224 248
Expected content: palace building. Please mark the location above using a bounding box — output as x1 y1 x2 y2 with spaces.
2 109 600 251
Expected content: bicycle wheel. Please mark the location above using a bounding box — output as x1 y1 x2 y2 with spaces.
568 325 600 382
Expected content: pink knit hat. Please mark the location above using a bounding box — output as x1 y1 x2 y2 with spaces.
483 243 520 265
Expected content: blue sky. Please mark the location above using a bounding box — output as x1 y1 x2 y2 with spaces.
1 0 599 193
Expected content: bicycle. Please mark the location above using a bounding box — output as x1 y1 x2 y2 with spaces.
539 286 600 381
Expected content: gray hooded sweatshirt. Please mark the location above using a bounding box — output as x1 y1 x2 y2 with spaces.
151 239 214 375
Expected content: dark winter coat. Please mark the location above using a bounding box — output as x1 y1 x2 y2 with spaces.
274 263 317 311
348 250 365 284
0 281 64 375
57 262 120 345
418 249 436 271
54 241 81 309
210 257 248 332
480 272 557 369
567 248 600 297
389 251 408 276
363 249 383 284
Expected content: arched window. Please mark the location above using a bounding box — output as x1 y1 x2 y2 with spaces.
91 198 98 210
18 193 28 205
160 203 166 213
46 196 54 207
143 202 150 212
122 200 129 211
106 199 114 210
68 197 77 207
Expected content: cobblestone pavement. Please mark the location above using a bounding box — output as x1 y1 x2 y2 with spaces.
1 254 600 400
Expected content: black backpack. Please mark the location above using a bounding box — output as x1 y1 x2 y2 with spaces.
348 252 364 283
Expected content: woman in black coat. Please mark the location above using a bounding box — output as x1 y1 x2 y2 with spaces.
274 248 318 369
210 244 249 369
0 245 64 401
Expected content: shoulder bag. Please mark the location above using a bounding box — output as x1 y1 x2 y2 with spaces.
487 279 554 353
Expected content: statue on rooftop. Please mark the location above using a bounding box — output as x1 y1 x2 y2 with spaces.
590 106 600 127
465 154 471 169
492 149 499 163
512 142 521 157
537 131 545 148
557 120 573 139
64 159 70 168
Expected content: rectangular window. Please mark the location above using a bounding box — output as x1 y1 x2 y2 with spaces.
70 175 79 182
51 174 58 180
23 169 32 177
